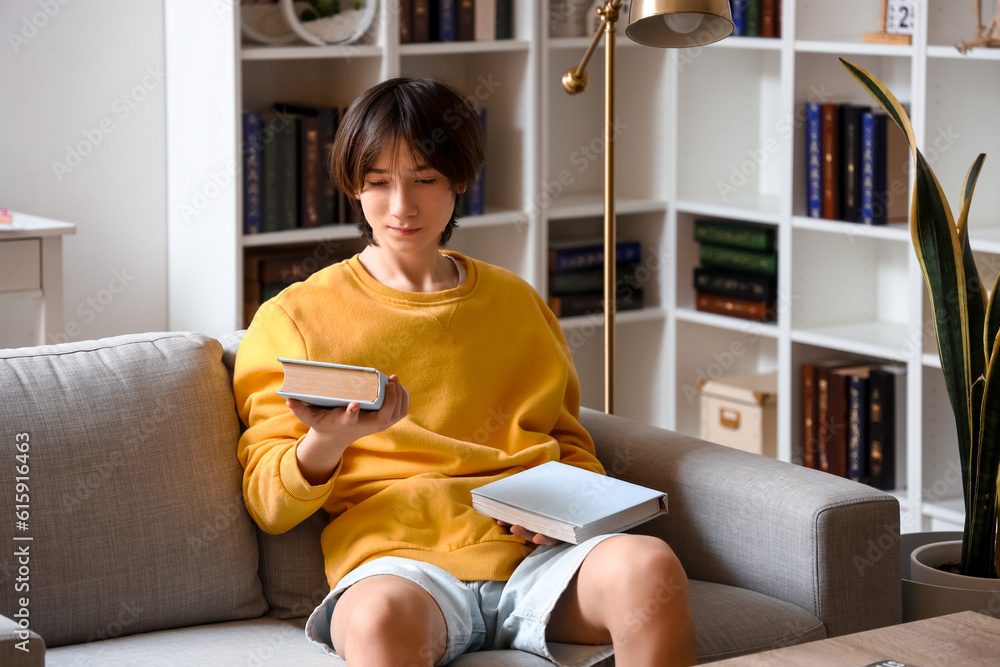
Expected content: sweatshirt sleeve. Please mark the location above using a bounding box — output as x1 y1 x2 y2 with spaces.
542 302 607 476
234 298 338 533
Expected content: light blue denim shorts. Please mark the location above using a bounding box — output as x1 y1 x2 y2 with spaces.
304 533 621 666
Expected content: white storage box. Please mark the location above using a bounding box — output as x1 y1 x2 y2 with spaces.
698 373 777 457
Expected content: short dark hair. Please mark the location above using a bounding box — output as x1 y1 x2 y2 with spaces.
330 77 486 246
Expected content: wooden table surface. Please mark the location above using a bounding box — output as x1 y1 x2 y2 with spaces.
710 611 1000 667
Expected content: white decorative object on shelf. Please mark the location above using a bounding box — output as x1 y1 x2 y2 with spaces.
280 0 377 46
241 0 299 45
885 0 917 35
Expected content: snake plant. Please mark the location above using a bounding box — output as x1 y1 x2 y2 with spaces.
841 59 999 579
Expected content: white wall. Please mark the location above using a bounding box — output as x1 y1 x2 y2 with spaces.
0 0 166 348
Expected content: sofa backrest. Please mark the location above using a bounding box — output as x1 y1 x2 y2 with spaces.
220 331 331 620
0 333 267 647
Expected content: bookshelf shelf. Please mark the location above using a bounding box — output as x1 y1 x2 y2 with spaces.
927 45 1000 61
676 198 782 225
559 307 667 331
790 322 912 362
547 192 668 220
712 36 783 51
241 44 385 61
922 497 965 528
241 225 360 248
791 216 910 242
166 0 994 534
794 40 914 57
675 308 780 338
400 40 532 55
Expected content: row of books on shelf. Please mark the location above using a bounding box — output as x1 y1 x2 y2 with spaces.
400 0 514 44
693 218 777 323
801 360 906 490
547 240 644 319
729 0 782 38
805 101 909 225
243 246 355 325
241 104 486 235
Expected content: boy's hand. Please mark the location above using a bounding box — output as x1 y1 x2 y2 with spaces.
292 375 409 485
497 521 563 547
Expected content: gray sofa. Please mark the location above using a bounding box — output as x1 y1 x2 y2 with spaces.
0 331 902 665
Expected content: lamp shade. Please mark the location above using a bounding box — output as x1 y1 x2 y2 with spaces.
625 0 734 47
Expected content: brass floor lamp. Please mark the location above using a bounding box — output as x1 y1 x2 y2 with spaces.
562 0 734 414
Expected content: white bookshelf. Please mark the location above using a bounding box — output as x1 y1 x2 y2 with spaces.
166 1 998 534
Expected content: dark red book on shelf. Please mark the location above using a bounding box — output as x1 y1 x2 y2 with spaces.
761 0 774 37
814 359 852 477
868 365 907 490
821 103 840 220
413 0 431 42
695 293 775 322
801 363 818 469
457 0 475 40
399 0 413 43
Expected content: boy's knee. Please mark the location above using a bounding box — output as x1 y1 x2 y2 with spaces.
603 536 689 599
332 576 448 662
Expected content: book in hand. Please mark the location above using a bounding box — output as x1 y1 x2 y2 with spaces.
471 461 668 544
276 358 390 410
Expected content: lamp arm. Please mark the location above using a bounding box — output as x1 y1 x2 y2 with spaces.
563 0 623 94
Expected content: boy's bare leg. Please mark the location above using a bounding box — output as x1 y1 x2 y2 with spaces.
331 574 448 667
546 535 697 667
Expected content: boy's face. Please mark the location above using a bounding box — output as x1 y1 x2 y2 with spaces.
357 143 463 253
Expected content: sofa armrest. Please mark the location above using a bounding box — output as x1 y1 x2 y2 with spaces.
0 613 44 666
580 408 902 637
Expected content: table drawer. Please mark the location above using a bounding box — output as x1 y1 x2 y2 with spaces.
0 239 41 293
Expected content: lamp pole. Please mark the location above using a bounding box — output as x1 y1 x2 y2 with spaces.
563 0 623 415
562 0 734 416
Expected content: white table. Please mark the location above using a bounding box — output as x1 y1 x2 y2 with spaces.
0 211 76 346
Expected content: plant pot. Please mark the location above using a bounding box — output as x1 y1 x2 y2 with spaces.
901 531 1000 621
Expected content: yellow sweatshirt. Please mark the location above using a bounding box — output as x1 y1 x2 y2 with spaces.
234 251 605 587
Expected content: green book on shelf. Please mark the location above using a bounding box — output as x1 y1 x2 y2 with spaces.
699 244 777 276
693 219 776 252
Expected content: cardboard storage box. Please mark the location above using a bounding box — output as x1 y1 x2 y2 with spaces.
698 372 777 457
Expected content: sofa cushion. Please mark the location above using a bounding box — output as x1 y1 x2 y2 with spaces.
221 330 334 619
0 333 267 647
45 617 569 666
689 579 826 662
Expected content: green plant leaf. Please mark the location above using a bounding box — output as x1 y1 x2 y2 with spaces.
969 335 1000 577
987 271 1000 366
841 57 975 517
957 155 988 393
839 59 918 164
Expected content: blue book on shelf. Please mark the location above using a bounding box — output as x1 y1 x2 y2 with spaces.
439 0 457 41
468 108 487 216
549 240 642 273
861 111 876 225
242 110 262 235
848 371 869 483
806 101 822 218
872 113 890 226
730 0 748 36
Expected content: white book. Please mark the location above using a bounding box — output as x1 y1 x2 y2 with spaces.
474 0 497 41
471 461 668 544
